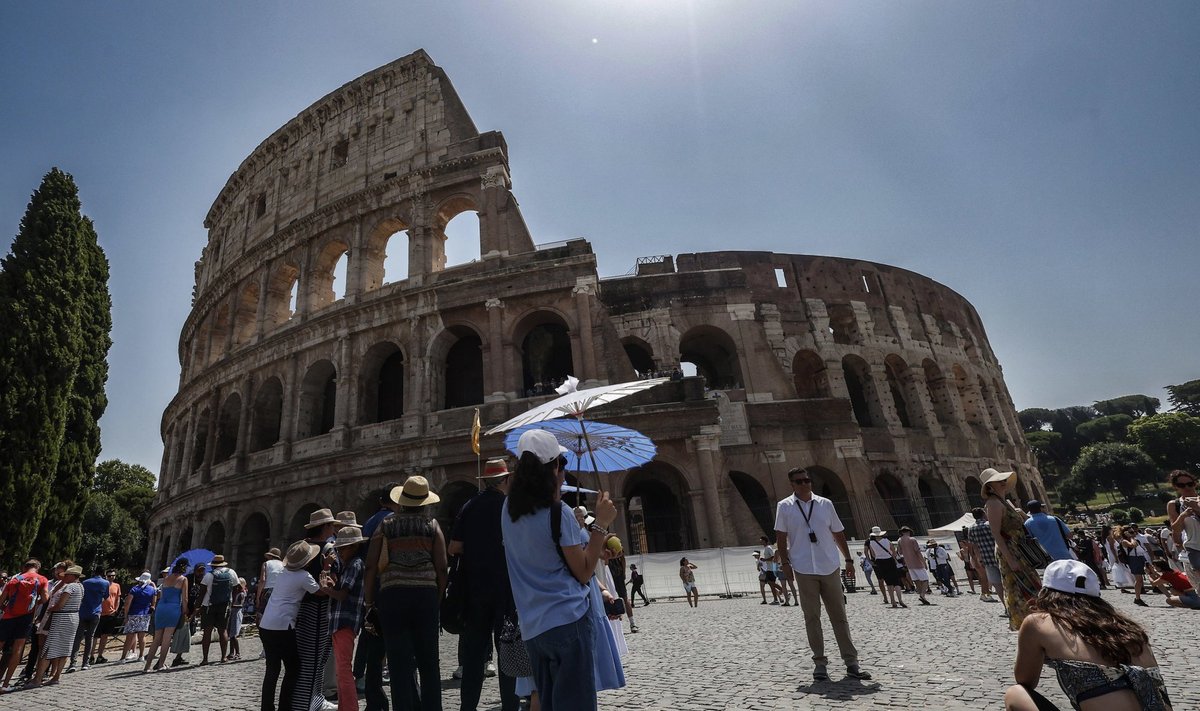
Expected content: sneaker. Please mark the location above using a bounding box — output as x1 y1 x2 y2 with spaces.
65 665 77 674
485 661 497 678
452 666 463 680
813 664 830 681
1134 599 1149 607
95 656 109 664
80 664 89 671
630 625 639 633
846 665 872 680
919 598 931 606
0 685 15 694
760 601 767 605
769 601 780 606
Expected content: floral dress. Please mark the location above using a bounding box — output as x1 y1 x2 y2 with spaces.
994 500 1041 630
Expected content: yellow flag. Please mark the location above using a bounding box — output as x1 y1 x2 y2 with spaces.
470 408 481 455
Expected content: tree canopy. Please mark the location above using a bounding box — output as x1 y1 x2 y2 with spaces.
1093 394 1159 419
1127 412 1200 473
1070 442 1160 502
1166 379 1200 417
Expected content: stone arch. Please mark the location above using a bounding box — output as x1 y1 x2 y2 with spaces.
232 280 260 346
842 355 883 427
921 359 956 426
264 260 300 328
808 465 858 539
873 472 920 533
214 392 242 462
250 376 283 452
516 310 574 395
953 365 985 427
177 526 194 556
918 473 958 528
884 354 923 428
360 341 406 424
435 194 481 270
622 337 656 377
727 471 773 537
363 216 411 290
297 359 337 439
309 238 351 310
191 408 211 472
438 326 484 410
792 350 830 399
288 503 322 543
964 476 984 508
827 304 859 345
623 462 696 553
1015 477 1031 505
434 480 478 538
203 520 226 553
678 325 743 390
235 511 271 574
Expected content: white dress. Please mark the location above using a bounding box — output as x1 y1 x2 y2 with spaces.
1105 539 1134 588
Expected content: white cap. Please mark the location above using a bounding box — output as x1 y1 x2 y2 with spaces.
1041 559 1100 598
517 429 568 464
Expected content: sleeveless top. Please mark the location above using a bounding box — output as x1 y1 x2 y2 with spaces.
867 538 893 560
379 511 438 590
1175 497 1200 551
1046 658 1171 711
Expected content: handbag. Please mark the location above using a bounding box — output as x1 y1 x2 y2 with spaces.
603 597 626 618
1013 534 1051 570
439 555 468 635
497 613 533 678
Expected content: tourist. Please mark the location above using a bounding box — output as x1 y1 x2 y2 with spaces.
19 561 66 685
335 510 364 530
1147 558 1200 610
753 552 772 604
775 467 870 681
1002 559 1172 711
327 526 367 711
628 564 649 606
1119 527 1153 606
363 477 447 711
679 558 699 607
169 561 203 667
260 540 332 711
448 457 519 711
256 548 284 622
605 533 637 633
227 577 246 660
1103 525 1134 590
983 469 1041 630
120 572 156 664
864 527 904 608
757 536 782 604
498 428 617 711
93 569 123 664
857 552 877 595
967 509 1001 603
958 534 979 595
30 563 84 687
67 567 110 672
145 559 189 673
1165 469 1200 589
897 527 931 605
1022 500 1074 562
199 554 239 665
354 482 399 711
294 508 340 711
926 540 956 596
0 559 48 692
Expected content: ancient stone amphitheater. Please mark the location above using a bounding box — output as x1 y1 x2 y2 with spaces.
147 50 1043 573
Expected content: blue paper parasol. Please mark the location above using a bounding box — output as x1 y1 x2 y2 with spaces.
171 548 215 575
505 419 656 492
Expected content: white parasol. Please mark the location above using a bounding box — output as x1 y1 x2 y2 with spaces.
484 376 670 435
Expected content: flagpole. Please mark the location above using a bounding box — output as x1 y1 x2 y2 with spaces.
471 408 482 492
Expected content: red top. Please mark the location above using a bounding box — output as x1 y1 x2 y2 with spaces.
1160 569 1193 593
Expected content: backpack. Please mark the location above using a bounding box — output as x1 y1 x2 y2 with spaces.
209 569 235 605
2 572 43 617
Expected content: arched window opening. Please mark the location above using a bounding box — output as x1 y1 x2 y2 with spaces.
809 466 858 538
214 393 241 462
235 513 270 573
979 377 1010 440
521 319 573 396
727 471 773 537
442 210 481 269
203 521 225 553
445 333 484 409
265 262 300 328
298 360 337 438
793 350 829 399
310 241 350 310
288 504 321 543
918 474 958 528
383 230 409 285
623 339 655 377
191 410 211 472
841 356 877 427
921 360 956 426
360 343 404 424
874 472 920 533
624 464 695 554
332 251 348 302
233 282 260 346
176 527 193 556
827 304 859 345
250 377 283 452
964 476 984 509
678 327 742 390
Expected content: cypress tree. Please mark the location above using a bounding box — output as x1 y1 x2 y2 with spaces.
31 213 111 561
0 168 89 569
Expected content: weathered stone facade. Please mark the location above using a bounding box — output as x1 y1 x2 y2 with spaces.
148 50 1044 573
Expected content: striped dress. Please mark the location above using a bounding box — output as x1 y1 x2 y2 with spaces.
291 538 333 711
42 582 84 659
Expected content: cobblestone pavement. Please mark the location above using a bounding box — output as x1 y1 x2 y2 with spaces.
8 588 1196 710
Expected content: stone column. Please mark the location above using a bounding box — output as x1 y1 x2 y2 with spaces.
687 491 711 549
179 405 198 488
478 166 510 257
281 354 299 462
573 278 598 381
272 497 289 551
867 364 904 436
485 298 506 399
334 335 353 433
224 292 238 356
201 389 220 484
236 374 253 474
693 432 731 548
908 369 945 438
824 358 849 399
345 217 365 301
254 269 270 341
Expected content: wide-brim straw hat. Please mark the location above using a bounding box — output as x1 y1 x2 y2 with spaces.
333 526 367 548
304 508 337 529
480 458 510 479
391 476 440 507
334 511 363 529
265 548 282 560
980 468 1016 496
869 526 887 537
285 540 321 571
210 555 228 567
65 565 83 576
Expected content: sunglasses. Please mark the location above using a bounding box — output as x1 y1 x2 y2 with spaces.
1175 480 1196 488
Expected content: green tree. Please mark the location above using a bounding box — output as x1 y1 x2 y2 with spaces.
1127 412 1200 472
0 169 91 569
94 459 156 494
1055 474 1097 510
1076 414 1134 444
88 460 156 564
1071 442 1160 502
32 225 111 561
1018 408 1056 433
1166 379 1200 416
1093 394 1160 418
75 491 143 572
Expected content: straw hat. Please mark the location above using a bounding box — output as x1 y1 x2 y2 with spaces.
264 547 282 560
210 555 228 568
480 458 510 479
980 468 1016 496
334 511 363 529
869 525 887 537
65 565 83 577
333 526 366 548
304 508 337 529
285 541 320 571
390 476 440 507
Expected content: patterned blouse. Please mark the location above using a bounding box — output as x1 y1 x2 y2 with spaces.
378 511 438 590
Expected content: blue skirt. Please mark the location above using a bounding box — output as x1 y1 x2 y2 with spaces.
587 578 625 692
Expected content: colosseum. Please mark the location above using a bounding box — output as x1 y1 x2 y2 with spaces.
146 50 1044 573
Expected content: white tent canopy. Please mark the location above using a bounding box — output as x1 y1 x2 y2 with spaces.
928 512 975 537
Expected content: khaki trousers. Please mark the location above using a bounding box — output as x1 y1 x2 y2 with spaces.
794 571 858 666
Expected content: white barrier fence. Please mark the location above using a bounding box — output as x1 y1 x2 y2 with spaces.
626 536 970 601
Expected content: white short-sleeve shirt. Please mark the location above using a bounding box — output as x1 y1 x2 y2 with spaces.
774 493 845 576
258 569 319 631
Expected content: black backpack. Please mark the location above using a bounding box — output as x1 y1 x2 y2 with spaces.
209 569 235 605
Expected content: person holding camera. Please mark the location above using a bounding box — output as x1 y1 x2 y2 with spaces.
775 467 870 682
1166 469 1200 589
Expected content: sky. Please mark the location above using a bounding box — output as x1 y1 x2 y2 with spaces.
2 2 1198 474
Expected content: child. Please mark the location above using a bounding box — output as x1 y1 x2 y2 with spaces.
226 578 246 660
325 526 367 711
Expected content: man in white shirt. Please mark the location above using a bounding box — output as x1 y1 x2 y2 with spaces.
775 467 870 682
198 555 239 666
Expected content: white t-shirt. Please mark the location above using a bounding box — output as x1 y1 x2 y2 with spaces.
258 569 319 631
761 544 778 572
927 545 950 566
200 567 239 606
263 559 285 590
774 493 845 576
866 538 893 560
1159 528 1176 554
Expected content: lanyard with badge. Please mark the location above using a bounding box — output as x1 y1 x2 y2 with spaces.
797 497 818 543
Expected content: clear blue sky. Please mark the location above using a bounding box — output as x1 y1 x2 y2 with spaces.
2 2 1198 473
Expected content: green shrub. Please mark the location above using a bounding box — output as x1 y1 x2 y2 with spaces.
1128 507 1144 523
1110 508 1130 524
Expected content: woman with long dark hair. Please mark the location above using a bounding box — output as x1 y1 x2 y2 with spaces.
500 429 618 711
983 468 1041 630
1004 560 1172 711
